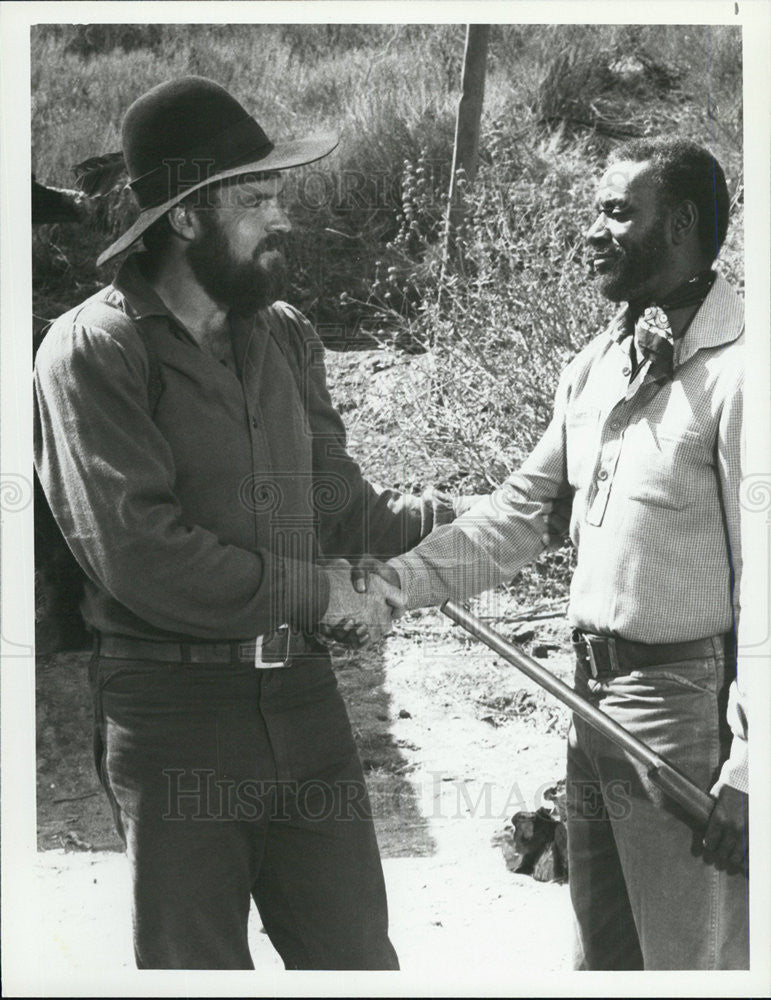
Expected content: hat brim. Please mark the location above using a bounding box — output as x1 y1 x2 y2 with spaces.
96 132 338 267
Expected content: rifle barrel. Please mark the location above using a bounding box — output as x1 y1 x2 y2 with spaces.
441 599 715 826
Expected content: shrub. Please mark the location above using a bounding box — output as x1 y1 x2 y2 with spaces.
31 24 745 556
61 24 164 58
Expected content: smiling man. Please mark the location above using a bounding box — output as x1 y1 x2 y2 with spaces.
378 137 749 970
33 77 463 970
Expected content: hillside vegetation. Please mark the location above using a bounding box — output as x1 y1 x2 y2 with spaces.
32 23 743 594
32 24 745 856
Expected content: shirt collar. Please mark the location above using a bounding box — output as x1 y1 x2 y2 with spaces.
604 272 743 367
672 272 744 367
111 252 183 324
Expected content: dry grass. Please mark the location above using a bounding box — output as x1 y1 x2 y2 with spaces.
32 23 745 599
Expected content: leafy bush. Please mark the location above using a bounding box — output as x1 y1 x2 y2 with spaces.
31 23 745 600
62 24 164 58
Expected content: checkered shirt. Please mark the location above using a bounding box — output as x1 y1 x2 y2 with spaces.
390 275 748 792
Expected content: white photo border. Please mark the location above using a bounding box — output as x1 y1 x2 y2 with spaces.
2 2 769 996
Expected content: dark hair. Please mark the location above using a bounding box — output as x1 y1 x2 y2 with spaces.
140 212 174 255
608 137 730 259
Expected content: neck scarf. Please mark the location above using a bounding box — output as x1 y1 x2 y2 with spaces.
626 269 716 385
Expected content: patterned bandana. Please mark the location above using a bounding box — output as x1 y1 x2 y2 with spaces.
625 269 716 387
631 306 675 382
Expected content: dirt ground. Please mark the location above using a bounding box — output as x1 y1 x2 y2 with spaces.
35 596 576 977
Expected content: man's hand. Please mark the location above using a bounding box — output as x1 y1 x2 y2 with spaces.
701 785 748 874
318 558 404 649
540 495 573 549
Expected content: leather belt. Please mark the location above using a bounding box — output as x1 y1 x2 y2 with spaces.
94 625 314 668
571 628 732 678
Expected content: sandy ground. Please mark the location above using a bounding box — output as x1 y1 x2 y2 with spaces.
34 850 572 982
31 605 576 991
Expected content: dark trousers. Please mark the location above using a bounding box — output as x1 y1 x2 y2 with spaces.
89 649 399 970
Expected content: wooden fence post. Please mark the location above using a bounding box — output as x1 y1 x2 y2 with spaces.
444 24 490 267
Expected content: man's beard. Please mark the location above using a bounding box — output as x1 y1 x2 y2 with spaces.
186 215 287 316
592 219 669 305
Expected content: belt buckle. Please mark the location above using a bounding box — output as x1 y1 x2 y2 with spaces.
585 635 620 677
250 625 293 669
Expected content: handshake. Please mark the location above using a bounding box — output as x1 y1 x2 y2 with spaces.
317 557 404 650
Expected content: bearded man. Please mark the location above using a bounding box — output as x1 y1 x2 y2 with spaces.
378 138 750 970
33 76 484 970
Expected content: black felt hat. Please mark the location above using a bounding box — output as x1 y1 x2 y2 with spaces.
96 76 337 266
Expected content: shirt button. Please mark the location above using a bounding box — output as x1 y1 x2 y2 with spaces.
622 366 631 376
251 416 259 429
597 469 609 481
610 420 620 431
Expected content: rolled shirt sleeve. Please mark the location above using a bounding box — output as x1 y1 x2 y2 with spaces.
34 319 329 638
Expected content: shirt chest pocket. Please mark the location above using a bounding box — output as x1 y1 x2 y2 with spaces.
566 405 602 490
618 424 711 511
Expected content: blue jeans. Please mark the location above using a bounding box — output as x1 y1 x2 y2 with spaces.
89 648 399 970
566 637 749 970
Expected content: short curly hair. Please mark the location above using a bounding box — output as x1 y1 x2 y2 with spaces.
608 137 730 260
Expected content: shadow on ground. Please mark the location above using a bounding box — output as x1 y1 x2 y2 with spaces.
334 642 437 857
36 644 436 857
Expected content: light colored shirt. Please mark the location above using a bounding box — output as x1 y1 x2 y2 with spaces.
390 274 748 792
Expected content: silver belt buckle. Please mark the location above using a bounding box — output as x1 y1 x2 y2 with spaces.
585 637 600 678
586 635 620 677
242 625 292 669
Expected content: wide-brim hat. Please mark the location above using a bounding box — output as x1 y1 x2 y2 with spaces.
95 76 338 267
